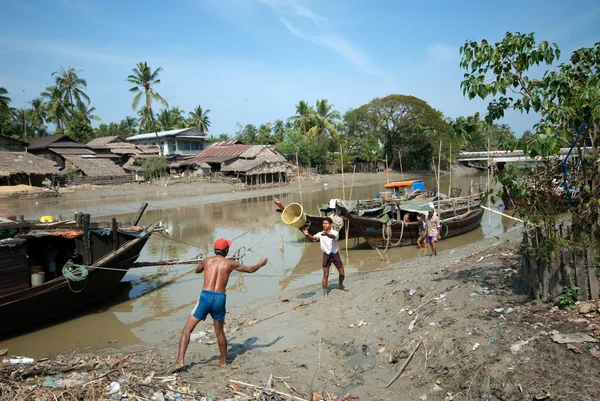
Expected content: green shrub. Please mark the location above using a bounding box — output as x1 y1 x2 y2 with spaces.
554 285 580 310
136 156 167 179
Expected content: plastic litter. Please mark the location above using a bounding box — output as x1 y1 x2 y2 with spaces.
409 289 416 296
2 357 34 364
552 332 598 344
106 381 121 394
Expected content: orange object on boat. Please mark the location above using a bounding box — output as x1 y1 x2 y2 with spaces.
383 181 415 188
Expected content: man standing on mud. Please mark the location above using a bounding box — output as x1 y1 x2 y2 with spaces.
171 238 268 372
302 217 345 296
426 207 442 256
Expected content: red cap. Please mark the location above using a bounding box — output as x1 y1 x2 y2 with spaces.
214 238 232 251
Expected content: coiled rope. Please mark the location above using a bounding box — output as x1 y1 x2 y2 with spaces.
62 261 89 293
382 220 406 253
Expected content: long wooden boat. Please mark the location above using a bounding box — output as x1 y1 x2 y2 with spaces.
338 194 485 249
0 207 154 338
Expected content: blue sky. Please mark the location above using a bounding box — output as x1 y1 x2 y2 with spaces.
1 0 599 137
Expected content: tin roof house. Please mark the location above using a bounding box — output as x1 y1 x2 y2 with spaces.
125 128 208 160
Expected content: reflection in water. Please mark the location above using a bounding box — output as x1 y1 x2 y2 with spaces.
0 173 520 357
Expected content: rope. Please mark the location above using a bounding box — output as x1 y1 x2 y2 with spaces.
62 261 89 293
382 220 406 253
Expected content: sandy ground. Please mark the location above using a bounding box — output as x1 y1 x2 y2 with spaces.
3 167 599 400
3 229 599 401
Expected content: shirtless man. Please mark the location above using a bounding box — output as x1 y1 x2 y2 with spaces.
171 238 268 372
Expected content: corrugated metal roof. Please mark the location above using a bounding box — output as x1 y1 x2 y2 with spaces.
190 144 251 163
126 128 206 141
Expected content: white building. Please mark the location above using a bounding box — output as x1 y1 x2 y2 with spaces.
126 128 208 158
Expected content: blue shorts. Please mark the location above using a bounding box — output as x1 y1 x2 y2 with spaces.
191 290 227 322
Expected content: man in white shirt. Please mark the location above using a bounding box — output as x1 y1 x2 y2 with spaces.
426 207 442 256
302 217 345 296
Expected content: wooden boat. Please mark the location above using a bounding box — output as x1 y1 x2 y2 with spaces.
0 205 155 338
338 194 485 249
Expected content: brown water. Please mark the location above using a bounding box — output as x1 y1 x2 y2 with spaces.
0 173 519 357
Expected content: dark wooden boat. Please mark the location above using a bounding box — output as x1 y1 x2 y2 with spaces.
339 194 485 249
0 207 155 338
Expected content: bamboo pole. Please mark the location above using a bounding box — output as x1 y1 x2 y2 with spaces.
448 142 452 197
437 141 442 213
487 138 491 232
398 150 404 180
385 154 389 183
340 143 345 202
481 205 525 223
296 152 302 205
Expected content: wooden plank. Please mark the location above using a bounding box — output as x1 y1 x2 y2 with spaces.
529 248 540 299
574 248 589 300
82 214 92 265
541 256 550 302
587 245 599 300
112 218 119 251
561 247 574 287
549 252 563 300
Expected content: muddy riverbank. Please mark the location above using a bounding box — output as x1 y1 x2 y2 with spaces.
2 228 599 401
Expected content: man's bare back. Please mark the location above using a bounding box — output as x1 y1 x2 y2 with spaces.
198 255 268 293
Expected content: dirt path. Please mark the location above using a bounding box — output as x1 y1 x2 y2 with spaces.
4 229 599 400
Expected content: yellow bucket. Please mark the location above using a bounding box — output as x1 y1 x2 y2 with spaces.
39 215 54 223
281 203 307 228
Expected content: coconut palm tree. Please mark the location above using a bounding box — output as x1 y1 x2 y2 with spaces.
288 100 314 135
157 108 177 131
188 105 211 132
307 99 341 140
52 67 90 110
0 87 11 123
75 100 100 125
41 85 67 131
122 116 138 137
127 61 168 155
29 97 47 137
271 119 285 143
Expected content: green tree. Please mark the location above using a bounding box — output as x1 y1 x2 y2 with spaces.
127 61 168 155
236 123 258 144
42 85 68 131
307 99 341 141
52 66 90 111
188 105 211 132
360 94 449 169
121 116 138 137
0 87 10 124
288 100 314 135
271 119 285 143
460 32 600 239
29 97 47 137
256 123 273 144
341 108 381 162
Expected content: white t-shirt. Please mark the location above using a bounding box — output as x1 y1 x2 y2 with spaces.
314 229 339 254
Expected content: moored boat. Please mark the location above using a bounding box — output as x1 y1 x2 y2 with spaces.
0 207 155 338
338 193 484 249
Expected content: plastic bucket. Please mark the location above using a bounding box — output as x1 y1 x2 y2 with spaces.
281 203 307 228
31 272 45 287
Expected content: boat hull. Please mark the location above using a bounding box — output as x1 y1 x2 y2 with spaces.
0 233 150 338
346 207 484 249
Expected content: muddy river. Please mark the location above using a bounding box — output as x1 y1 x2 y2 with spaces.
0 174 520 357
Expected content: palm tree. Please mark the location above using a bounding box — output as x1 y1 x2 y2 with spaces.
137 107 154 134
0 87 11 123
127 61 168 155
52 67 90 110
288 100 314 135
41 85 67 131
188 105 211 132
271 119 285 143
122 116 138 137
29 97 47 137
75 100 100 125
157 108 177 131
307 99 341 140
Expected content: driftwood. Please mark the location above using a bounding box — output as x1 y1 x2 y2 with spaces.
385 331 429 388
229 379 308 401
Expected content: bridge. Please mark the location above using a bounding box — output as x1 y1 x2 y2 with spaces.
457 147 592 165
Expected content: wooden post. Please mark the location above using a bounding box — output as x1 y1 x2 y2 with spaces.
574 248 589 300
112 218 119 251
448 142 452 197
562 247 574 287
385 154 389 184
349 165 356 203
398 150 404 180
437 141 441 213
340 143 345 202
82 214 92 265
587 245 599 300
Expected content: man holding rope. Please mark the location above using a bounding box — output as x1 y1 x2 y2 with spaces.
171 238 268 372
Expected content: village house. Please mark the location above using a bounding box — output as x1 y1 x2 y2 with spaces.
0 135 28 152
180 141 291 185
28 135 132 185
0 151 62 186
125 128 208 160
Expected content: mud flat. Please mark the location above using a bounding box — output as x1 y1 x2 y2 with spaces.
3 228 599 401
